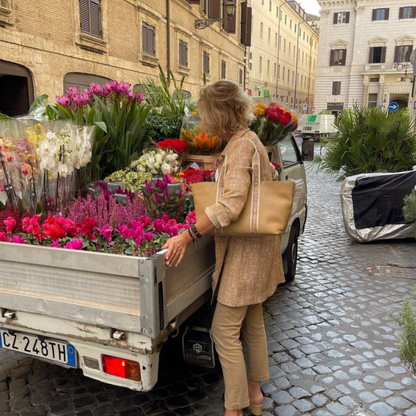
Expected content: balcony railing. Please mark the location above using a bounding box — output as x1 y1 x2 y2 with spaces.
365 62 413 72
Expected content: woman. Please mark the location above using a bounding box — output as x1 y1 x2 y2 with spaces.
162 80 285 416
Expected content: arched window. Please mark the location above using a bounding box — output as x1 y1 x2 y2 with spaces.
63 72 111 93
0 61 34 116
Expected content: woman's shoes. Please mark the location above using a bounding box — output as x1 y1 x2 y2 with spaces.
250 394 263 416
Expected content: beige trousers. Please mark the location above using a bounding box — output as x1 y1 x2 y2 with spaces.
211 302 270 410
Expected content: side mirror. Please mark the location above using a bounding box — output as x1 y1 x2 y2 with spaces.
301 140 314 161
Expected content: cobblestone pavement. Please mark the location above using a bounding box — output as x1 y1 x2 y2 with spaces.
1 157 416 416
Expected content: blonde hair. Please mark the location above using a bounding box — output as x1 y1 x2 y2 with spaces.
198 80 254 136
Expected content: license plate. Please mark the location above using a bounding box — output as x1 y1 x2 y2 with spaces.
0 330 76 367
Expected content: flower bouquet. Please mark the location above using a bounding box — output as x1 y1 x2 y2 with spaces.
180 107 225 155
250 102 298 146
141 175 184 222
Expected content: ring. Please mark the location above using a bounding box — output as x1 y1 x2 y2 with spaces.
173 249 177 254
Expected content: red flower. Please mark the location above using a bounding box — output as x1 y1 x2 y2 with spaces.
78 217 96 239
271 162 281 170
280 114 292 127
171 140 188 153
4 217 16 234
157 139 173 151
43 224 66 240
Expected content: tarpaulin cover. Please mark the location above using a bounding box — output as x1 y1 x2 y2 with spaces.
341 170 416 243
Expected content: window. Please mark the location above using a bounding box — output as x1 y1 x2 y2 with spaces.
372 8 389 21
370 77 380 82
285 14 287 24
275 32 278 48
290 19 292 29
260 22 263 39
278 64 280 79
330 49 347 66
368 93 378 108
292 70 294 85
274 62 277 78
268 27 271 44
332 81 341 95
79 0 101 38
333 12 350 24
142 23 155 56
369 47 386 64
239 69 243 85
259 56 263 73
283 66 285 81
279 134 301 167
301 75 303 87
221 60 226 79
267 59 270 76
179 40 188 67
261 0 264 5
269 0 272 12
394 45 413 63
279 35 281 49
203 51 210 74
399 7 416 19
276 6 278 18
289 42 291 56
287 69 290 83
284 39 286 53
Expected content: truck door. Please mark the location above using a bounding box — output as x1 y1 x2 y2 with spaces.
278 134 306 184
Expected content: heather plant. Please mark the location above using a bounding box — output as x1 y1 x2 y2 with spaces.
314 106 416 180
390 287 416 375
63 194 146 230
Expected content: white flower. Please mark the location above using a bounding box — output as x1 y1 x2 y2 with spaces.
40 157 56 171
40 140 57 156
81 150 92 166
161 163 171 175
46 132 57 141
154 162 161 170
58 163 69 177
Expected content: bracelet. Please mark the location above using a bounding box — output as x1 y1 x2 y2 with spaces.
187 228 195 242
188 227 198 253
190 223 203 239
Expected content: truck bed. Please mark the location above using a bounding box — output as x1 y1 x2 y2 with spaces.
0 237 215 339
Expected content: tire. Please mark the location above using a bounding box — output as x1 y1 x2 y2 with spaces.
284 225 298 283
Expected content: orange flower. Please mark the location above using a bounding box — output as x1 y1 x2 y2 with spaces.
21 163 33 178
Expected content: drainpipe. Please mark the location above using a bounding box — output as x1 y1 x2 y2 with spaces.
307 36 313 112
294 20 304 111
166 0 171 83
275 0 288 98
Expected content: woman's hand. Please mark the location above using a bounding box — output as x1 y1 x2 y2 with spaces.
162 231 192 267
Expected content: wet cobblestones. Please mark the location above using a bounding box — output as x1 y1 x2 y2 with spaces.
1 158 416 415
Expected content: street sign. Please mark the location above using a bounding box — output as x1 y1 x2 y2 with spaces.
303 104 308 111
388 101 399 112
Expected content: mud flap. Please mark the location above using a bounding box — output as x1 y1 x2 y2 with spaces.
182 326 215 369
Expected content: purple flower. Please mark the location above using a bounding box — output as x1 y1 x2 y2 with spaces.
67 87 80 98
73 94 83 108
80 92 90 105
155 193 162 203
110 80 121 94
145 181 153 195
102 87 109 97
90 82 102 95
134 235 143 246
119 82 131 94
127 91 134 101
50 239 61 248
56 94 70 108
12 235 25 244
65 239 83 250
99 225 113 241
135 92 144 103
144 232 153 242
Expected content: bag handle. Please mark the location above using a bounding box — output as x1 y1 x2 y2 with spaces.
216 138 262 233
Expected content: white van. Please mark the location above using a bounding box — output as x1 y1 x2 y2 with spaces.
299 114 338 141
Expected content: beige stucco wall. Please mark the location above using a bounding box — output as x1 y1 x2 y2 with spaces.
0 0 246 103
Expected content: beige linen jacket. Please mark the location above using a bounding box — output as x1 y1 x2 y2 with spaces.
205 129 285 307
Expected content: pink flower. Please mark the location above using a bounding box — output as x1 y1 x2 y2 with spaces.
0 232 11 242
65 239 83 250
127 91 134 101
67 87 80 98
80 92 90 105
49 239 61 248
99 225 113 241
73 94 83 108
135 92 144 103
90 82 102 95
4 217 16 234
12 235 25 244
144 232 153 242
102 88 109 97
56 94 71 108
119 81 131 94
110 80 121 94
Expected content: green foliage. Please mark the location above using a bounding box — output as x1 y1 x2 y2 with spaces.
0 113 10 120
314 106 416 180
390 287 416 375
140 65 186 141
403 190 416 238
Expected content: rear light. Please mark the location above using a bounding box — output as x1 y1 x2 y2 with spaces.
102 355 141 382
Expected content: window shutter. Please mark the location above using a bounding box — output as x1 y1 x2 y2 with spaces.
342 49 347 65
346 12 350 23
90 0 101 37
207 54 210 74
245 6 252 47
369 47 374 63
79 0 90 33
372 9 377 20
333 13 338 24
223 3 236 33
385 8 389 20
394 46 399 61
399 7 404 19
381 47 386 63
143 24 148 54
240 2 247 44
209 0 221 19
150 27 155 55
412 7 416 18
185 43 188 66
330 50 335 66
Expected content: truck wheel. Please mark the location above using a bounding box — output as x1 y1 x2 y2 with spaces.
284 225 298 283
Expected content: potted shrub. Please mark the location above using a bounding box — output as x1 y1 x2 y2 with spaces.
315 106 416 242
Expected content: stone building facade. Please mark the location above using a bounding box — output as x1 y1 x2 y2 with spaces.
248 0 319 114
0 0 250 116
315 0 416 114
